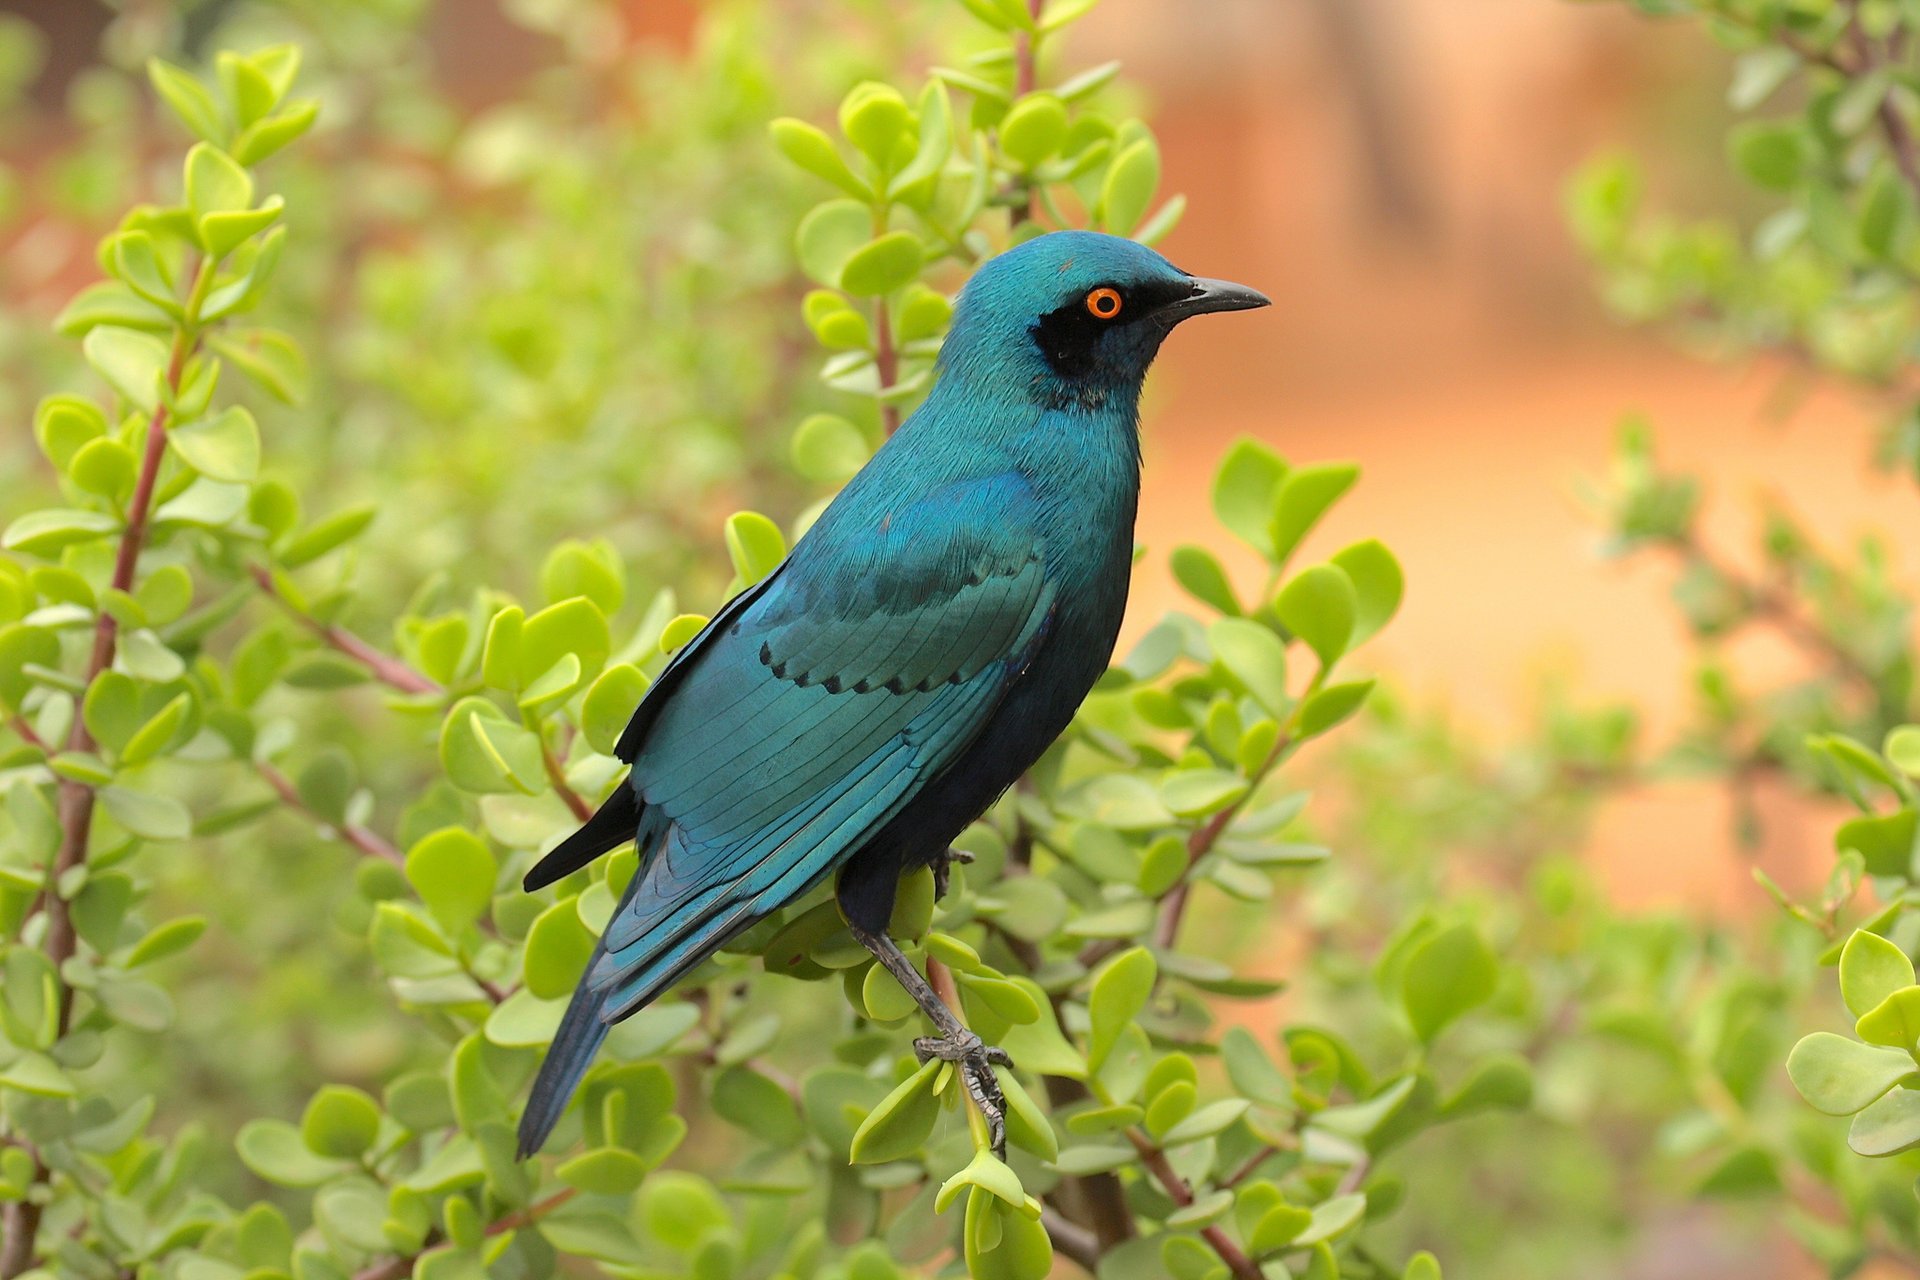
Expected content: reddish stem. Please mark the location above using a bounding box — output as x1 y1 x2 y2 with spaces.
6 277 204 1279
541 742 594 823
1125 1130 1262 1280
249 565 442 696
256 760 404 867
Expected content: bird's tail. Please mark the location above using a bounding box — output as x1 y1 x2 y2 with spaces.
515 782 645 1159
523 781 641 891
516 824 767 1158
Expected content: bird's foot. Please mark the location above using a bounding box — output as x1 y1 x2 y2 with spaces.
914 1029 1013 1159
930 845 974 900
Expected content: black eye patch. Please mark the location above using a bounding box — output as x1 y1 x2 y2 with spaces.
1030 279 1196 377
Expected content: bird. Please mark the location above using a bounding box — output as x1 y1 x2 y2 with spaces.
515 229 1269 1159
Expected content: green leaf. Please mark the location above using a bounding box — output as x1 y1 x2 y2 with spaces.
1171 546 1239 616
1850 1085 1920 1156
637 1172 730 1251
1250 1203 1313 1254
1842 929 1916 1019
1209 618 1289 716
1787 1032 1916 1116
280 502 376 568
100 786 191 841
124 915 207 968
1294 1193 1366 1246
1001 93 1068 168
1885 726 1920 777
405 828 498 932
1161 1098 1250 1146
440 699 545 795
1137 834 1188 897
516 596 610 692
0 626 60 710
888 81 954 198
581 665 648 756
183 143 254 220
233 100 319 166
541 540 624 614
1400 922 1497 1043
840 231 924 296
84 325 170 411
1101 137 1160 237
839 81 912 160
557 1147 648 1195
1729 47 1798 110
849 1059 941 1163
1330 539 1402 644
147 59 225 143
791 413 871 484
711 1065 806 1146
659 613 708 654
35 396 107 470
1276 565 1357 669
1087 946 1155 1071
1729 121 1803 191
1836 808 1917 877
524 899 596 999
237 1119 350 1187
1296 679 1374 738
68 438 135 503
1858 985 1920 1051
200 196 283 260
1270 462 1359 564
302 1084 381 1158
794 199 872 288
119 692 191 766
169 405 260 482
1440 1054 1533 1117
769 118 870 198
1212 439 1287 556
1161 768 1248 818
208 328 307 403
725 511 787 586
0 1052 71 1098
935 1147 1025 1213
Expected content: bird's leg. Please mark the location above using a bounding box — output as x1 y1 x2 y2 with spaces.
848 922 1011 1159
929 845 974 900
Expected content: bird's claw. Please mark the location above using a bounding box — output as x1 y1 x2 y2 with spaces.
914 1030 1014 1159
930 846 975 900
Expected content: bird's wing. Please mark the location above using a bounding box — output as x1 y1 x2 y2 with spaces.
590 470 1054 1022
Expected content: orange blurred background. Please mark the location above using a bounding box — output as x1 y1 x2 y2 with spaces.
1075 0 1911 917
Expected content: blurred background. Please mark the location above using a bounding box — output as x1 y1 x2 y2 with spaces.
2 2 1909 1277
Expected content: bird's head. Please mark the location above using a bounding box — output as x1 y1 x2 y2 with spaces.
936 229 1269 410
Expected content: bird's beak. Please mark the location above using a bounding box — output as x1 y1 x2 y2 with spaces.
1162 276 1272 322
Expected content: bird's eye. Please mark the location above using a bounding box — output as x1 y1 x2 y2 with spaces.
1084 287 1124 321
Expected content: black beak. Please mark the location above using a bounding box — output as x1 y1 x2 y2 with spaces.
1161 276 1272 323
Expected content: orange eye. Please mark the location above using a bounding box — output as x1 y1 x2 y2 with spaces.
1085 287 1123 320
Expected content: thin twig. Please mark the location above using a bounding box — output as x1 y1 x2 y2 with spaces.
6 716 47 753
1124 1129 1262 1280
256 759 404 867
249 565 443 697
873 297 903 437
541 741 594 823
5 264 210 1279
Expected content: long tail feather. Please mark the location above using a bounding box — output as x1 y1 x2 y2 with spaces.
516 977 613 1158
523 782 641 891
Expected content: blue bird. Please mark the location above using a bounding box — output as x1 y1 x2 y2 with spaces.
516 230 1268 1158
